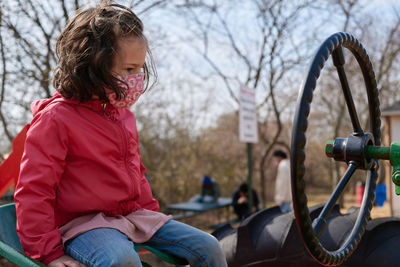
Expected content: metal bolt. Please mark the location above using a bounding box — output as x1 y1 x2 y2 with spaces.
393 170 400 185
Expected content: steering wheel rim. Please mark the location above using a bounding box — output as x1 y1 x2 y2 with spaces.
290 32 381 266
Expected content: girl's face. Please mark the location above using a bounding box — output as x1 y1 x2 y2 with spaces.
111 36 146 77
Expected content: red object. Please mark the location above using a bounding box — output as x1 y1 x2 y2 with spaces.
0 124 30 198
15 93 159 264
356 182 365 205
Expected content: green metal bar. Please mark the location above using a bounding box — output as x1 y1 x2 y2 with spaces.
325 140 390 160
325 140 400 195
0 240 46 267
365 145 390 160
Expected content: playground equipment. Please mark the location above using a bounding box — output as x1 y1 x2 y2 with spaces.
291 31 398 266
0 124 29 199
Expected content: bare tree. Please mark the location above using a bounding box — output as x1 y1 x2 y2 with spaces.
0 0 172 156
173 0 313 207
374 9 400 107
0 0 80 156
0 5 12 143
306 0 400 205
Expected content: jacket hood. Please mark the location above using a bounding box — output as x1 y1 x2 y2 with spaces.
31 93 62 116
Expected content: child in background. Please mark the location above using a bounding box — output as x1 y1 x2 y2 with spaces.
232 183 259 220
14 4 227 267
199 175 220 203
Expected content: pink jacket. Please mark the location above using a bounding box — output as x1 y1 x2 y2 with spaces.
14 93 159 264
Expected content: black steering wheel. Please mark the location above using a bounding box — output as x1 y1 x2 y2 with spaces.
290 32 381 266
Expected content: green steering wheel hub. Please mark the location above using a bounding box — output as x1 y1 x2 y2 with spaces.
326 141 400 194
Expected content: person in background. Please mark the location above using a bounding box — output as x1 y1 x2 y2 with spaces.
232 183 259 220
273 150 292 213
199 175 220 203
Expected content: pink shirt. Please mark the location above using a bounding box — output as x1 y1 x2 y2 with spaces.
60 209 172 244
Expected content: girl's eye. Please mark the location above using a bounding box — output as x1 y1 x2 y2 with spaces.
125 67 143 74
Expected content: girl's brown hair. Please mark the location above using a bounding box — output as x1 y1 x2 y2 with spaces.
53 3 156 102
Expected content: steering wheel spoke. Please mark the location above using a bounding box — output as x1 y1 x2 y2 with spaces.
333 47 363 134
291 32 381 266
312 162 358 237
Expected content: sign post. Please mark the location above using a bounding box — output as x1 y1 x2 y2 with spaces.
239 85 258 214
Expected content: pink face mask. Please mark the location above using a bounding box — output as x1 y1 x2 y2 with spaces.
107 73 145 108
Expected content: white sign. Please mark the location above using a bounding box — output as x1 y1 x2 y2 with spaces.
239 85 258 143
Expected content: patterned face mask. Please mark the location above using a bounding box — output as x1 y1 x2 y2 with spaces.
107 73 144 108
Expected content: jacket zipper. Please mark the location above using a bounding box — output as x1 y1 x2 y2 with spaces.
118 121 132 196
103 103 133 196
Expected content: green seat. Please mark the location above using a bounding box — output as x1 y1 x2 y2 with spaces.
0 203 187 266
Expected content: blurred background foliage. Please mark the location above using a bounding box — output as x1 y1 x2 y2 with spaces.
1 0 400 209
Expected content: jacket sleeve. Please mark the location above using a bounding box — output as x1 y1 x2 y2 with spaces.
134 126 159 211
232 190 242 214
14 109 68 264
137 159 160 211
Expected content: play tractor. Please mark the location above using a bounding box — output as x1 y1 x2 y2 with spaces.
291 31 400 266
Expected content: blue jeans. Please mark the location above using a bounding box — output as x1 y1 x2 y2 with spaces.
65 220 227 267
280 201 291 213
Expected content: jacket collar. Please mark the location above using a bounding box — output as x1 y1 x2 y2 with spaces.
31 92 120 120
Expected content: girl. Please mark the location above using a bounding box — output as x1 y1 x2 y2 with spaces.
14 3 227 267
